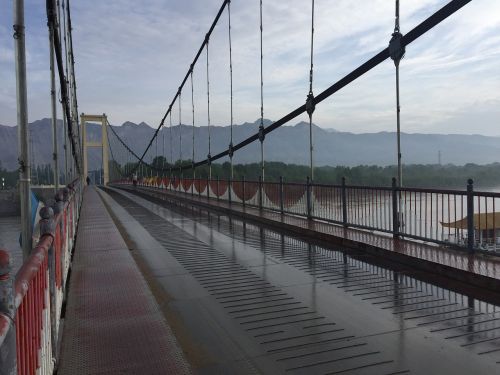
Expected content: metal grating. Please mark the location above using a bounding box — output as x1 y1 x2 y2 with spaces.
57 187 192 374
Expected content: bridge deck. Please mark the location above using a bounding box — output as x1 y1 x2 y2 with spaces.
130 185 500 295
96 186 500 374
57 187 191 374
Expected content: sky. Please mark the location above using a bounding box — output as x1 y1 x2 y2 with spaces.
0 0 499 135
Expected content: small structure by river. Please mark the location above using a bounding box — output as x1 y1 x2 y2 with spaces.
442 212 500 252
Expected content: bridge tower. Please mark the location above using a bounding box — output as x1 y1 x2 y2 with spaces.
80 113 109 185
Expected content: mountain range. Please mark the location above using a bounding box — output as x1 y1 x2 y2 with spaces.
1 118 499 171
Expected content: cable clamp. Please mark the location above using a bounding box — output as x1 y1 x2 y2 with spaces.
258 125 265 143
306 92 315 118
389 31 405 66
17 159 26 173
13 24 24 39
228 142 234 158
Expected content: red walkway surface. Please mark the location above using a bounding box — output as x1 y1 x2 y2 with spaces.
131 186 500 292
57 187 191 374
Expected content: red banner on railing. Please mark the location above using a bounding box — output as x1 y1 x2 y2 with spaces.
209 180 227 197
283 184 306 207
233 181 258 202
182 179 193 192
194 179 207 194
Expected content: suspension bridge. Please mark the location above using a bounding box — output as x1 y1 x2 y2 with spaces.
1 0 500 374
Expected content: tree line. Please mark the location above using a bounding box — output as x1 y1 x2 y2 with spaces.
115 157 500 189
0 162 57 188
2 159 499 190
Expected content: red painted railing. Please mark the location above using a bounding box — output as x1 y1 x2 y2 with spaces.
0 179 82 374
14 237 50 375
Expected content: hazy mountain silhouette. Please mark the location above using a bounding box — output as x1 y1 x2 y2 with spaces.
1 118 499 171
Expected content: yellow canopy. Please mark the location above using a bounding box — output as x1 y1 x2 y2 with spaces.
441 212 500 231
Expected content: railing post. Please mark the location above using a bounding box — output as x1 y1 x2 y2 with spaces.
217 176 220 201
392 177 400 239
0 249 17 374
228 177 232 205
279 176 284 214
242 176 246 208
467 179 475 253
341 177 348 227
258 175 263 210
306 176 312 219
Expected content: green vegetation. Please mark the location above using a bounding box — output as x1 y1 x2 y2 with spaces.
0 162 60 188
0 162 18 189
3 159 499 190
114 158 500 190
2 158 497 190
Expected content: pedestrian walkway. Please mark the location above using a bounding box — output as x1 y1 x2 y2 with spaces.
127 185 500 295
57 187 191 374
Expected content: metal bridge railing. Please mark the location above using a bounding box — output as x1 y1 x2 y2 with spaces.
117 177 500 255
0 179 82 375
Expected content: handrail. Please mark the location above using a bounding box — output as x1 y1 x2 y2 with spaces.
115 176 500 256
14 236 53 309
0 178 82 374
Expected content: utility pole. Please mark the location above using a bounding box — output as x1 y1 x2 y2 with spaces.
14 0 32 259
48 0 59 191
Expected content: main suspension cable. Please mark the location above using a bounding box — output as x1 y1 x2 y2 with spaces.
131 0 230 176
65 0 80 150
124 0 471 176
46 0 81 174
58 0 69 182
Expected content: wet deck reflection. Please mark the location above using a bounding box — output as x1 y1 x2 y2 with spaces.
104 187 500 373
